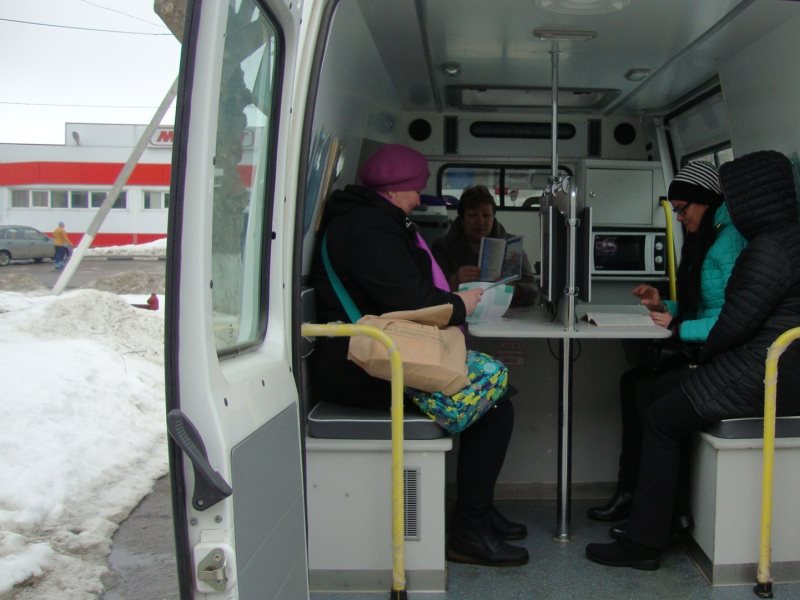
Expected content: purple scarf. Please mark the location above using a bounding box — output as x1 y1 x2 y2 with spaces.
415 232 450 292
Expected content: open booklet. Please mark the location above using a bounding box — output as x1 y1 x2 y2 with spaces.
581 312 656 327
478 235 523 285
459 281 515 323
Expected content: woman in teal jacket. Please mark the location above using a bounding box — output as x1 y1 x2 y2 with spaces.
587 161 746 525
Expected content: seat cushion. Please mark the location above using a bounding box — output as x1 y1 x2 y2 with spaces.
706 416 800 439
307 401 446 440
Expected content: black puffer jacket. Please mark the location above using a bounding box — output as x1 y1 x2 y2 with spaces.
310 185 466 407
683 151 800 421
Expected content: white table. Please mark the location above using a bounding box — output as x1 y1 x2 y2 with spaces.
469 304 670 540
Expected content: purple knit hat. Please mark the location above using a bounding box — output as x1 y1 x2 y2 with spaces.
358 144 429 192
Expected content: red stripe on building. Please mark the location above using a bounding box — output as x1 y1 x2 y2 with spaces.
0 162 172 186
0 161 254 187
56 232 167 247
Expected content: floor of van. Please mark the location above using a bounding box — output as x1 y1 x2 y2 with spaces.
104 477 799 599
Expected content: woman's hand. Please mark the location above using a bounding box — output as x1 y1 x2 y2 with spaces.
649 310 674 329
632 284 664 311
455 265 482 285
456 288 484 316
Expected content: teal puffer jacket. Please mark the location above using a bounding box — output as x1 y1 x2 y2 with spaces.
662 203 746 343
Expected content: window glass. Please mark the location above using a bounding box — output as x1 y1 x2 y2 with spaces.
51 190 68 208
91 192 107 208
210 0 279 354
163 192 170 209
113 191 127 209
144 191 167 209
717 147 734 165
32 191 49 208
71 191 89 208
440 165 569 208
11 190 29 208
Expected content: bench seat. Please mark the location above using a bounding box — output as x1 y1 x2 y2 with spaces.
688 416 800 585
305 401 452 592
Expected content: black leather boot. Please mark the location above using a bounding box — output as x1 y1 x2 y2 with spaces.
488 507 528 540
447 514 529 567
587 490 634 521
585 539 660 570
609 513 694 541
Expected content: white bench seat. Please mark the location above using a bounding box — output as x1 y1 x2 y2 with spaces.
688 416 800 585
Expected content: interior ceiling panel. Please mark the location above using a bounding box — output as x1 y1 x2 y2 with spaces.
355 0 800 115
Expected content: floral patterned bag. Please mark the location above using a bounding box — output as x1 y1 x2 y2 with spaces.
408 350 508 434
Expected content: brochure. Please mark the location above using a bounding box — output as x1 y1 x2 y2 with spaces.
459 281 514 323
478 235 523 284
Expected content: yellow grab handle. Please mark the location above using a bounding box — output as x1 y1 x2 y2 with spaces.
755 326 800 597
300 323 407 594
660 199 677 301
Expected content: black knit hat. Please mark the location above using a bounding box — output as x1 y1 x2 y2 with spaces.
668 161 723 207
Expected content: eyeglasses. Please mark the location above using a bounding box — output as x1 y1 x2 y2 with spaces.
672 203 692 216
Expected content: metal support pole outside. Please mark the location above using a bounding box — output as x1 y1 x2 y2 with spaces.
52 77 178 295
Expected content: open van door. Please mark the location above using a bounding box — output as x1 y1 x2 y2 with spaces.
165 0 315 597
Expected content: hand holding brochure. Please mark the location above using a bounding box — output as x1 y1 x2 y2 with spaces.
459 281 514 323
478 235 523 284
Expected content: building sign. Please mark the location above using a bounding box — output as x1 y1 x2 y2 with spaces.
150 127 256 147
150 128 175 146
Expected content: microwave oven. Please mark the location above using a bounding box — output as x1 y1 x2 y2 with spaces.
591 227 667 277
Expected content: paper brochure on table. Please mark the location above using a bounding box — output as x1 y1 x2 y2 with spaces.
581 312 655 327
460 281 514 323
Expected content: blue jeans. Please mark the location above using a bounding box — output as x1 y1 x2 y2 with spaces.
55 246 68 269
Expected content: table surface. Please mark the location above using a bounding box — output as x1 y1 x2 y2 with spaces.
468 303 672 339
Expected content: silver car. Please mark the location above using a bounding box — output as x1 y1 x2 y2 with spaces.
0 225 56 266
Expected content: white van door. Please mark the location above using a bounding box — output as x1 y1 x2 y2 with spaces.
165 0 313 597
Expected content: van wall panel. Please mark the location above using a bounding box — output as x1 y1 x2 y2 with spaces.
719 12 800 157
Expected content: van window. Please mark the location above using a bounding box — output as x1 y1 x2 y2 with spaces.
210 0 280 354
438 164 570 208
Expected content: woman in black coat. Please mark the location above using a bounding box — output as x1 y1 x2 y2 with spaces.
586 150 800 570
311 144 529 567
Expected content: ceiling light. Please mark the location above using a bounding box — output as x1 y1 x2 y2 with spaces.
533 28 597 41
441 62 461 77
624 68 651 82
535 0 630 15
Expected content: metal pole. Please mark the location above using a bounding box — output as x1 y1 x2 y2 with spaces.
550 40 559 179
52 77 178 295
556 337 573 541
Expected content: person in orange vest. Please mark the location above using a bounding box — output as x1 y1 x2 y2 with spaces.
52 222 73 271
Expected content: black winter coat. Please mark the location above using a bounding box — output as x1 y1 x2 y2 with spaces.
310 185 466 407
683 151 800 421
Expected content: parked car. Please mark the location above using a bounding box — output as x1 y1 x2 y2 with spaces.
0 225 56 266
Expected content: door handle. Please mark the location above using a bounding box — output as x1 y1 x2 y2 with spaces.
167 409 232 511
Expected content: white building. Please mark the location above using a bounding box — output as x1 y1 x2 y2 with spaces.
0 123 173 246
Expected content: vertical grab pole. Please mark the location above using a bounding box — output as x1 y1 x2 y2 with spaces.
754 327 800 599
660 199 677 301
300 324 407 599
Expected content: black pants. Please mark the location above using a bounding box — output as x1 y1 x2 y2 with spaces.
617 355 690 492
626 386 711 548
453 398 514 520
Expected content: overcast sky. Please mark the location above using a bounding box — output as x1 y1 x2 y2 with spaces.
0 0 181 145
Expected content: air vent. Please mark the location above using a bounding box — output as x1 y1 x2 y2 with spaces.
404 468 420 540
447 86 620 111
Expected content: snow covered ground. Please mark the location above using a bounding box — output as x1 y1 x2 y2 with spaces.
85 237 167 258
0 241 169 598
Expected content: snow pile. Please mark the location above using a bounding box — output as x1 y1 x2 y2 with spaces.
85 237 166 258
0 290 167 598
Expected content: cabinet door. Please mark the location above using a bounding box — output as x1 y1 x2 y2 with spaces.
585 169 653 225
